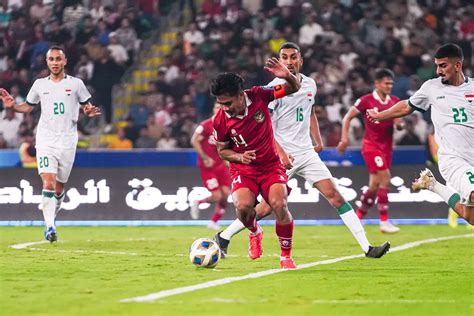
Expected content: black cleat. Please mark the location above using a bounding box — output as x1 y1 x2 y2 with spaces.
365 241 390 258
214 232 230 259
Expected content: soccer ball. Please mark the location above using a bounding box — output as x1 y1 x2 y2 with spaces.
189 238 221 268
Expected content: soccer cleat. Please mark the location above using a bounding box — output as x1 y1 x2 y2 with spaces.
380 221 400 234
280 256 297 269
448 208 459 228
44 226 57 243
365 241 390 258
412 168 436 192
213 232 229 259
248 228 263 260
190 200 200 219
207 221 220 231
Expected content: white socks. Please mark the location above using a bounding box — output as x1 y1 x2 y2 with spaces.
42 190 57 229
340 211 370 253
220 219 246 240
55 191 65 216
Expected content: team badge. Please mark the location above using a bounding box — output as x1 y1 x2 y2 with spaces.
65 88 72 96
230 129 237 136
253 110 265 123
465 93 474 103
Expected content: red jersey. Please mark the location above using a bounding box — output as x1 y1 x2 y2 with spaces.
195 118 224 169
213 86 280 174
355 91 399 152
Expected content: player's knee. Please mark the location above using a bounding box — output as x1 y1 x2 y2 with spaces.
325 190 344 207
234 199 254 213
268 198 287 213
42 180 55 191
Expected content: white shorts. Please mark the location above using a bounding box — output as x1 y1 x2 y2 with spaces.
287 150 332 186
36 147 76 183
438 154 474 206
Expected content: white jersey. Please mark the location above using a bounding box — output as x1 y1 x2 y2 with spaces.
26 75 91 150
408 76 474 162
267 73 317 155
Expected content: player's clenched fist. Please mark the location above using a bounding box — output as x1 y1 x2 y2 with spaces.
83 104 102 117
366 108 380 124
240 150 256 164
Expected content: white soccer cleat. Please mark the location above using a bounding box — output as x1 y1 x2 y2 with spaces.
380 221 400 234
412 168 436 192
207 221 220 230
190 200 200 219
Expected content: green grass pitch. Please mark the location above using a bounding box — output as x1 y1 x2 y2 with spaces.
1 225 473 316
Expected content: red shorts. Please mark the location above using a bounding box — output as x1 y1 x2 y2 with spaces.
200 163 231 191
230 164 289 203
362 149 392 174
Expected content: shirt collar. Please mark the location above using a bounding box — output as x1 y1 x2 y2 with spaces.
372 90 390 104
224 92 252 119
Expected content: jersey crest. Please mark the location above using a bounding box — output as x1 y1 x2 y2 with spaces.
465 93 474 103
253 110 265 123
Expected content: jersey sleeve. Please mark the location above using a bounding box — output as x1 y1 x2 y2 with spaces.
77 79 92 105
408 81 431 112
354 96 367 113
254 85 276 103
194 124 204 135
212 114 230 146
25 80 40 106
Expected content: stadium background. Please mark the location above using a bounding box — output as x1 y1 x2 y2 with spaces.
0 0 473 225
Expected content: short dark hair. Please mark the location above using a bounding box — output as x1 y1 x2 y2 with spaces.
279 42 301 53
210 73 244 97
374 68 394 81
47 45 66 56
434 43 463 60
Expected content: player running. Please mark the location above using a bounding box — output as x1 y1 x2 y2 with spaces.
367 43 474 225
214 42 390 260
212 61 301 269
190 103 231 230
0 46 101 242
337 68 401 233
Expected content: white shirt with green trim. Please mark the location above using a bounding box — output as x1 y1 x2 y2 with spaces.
26 75 91 149
267 73 317 155
408 76 474 162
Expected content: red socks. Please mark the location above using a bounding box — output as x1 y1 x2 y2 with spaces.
276 220 293 258
377 187 389 221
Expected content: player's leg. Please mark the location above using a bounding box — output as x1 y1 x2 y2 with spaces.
208 186 229 230
261 167 296 268
190 171 219 219
55 181 66 216
54 148 75 228
37 149 59 242
377 169 400 233
356 174 378 219
315 178 371 253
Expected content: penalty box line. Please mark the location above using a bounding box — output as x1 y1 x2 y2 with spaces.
120 233 474 303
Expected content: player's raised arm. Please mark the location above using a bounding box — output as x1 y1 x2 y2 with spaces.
337 106 360 153
264 57 300 97
82 102 101 117
0 88 34 113
191 126 215 168
367 99 414 123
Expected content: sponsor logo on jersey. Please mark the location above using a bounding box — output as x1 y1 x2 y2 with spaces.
253 110 265 123
465 93 474 103
43 92 49 95
436 95 445 100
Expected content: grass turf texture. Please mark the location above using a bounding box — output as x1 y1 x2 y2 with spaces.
1 225 473 316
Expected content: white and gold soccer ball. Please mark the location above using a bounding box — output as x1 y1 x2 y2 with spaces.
189 238 221 268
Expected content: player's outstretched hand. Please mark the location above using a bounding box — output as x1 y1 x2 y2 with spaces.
83 104 102 117
0 88 15 108
280 153 294 170
240 150 256 164
366 108 380 124
264 57 290 78
336 139 348 154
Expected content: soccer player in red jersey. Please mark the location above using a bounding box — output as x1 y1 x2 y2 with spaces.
190 103 231 230
337 68 401 233
211 60 300 269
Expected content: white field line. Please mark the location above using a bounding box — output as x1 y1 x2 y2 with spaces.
121 233 474 303
206 298 456 304
10 240 139 256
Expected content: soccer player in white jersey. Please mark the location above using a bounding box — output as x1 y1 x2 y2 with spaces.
367 43 474 225
0 46 101 242
214 42 390 259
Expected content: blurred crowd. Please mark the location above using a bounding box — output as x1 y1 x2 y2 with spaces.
1 0 473 150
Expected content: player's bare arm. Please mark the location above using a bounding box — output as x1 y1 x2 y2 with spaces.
274 139 293 170
367 99 414 123
337 106 360 153
82 102 101 117
216 142 256 164
0 88 34 113
310 106 324 153
264 57 300 96
191 130 214 168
